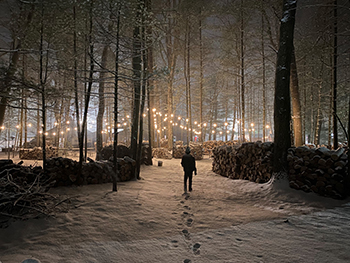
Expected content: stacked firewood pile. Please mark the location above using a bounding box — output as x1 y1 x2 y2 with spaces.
100 144 131 160
212 146 236 177
212 142 349 199
100 144 151 165
46 157 82 186
234 142 273 183
152 147 172 159
173 143 203 160
0 160 71 222
160 138 168 148
203 140 237 155
212 142 273 183
19 147 58 160
45 156 135 186
203 141 225 154
173 142 203 160
176 141 184 147
189 143 203 160
173 147 185 158
288 146 348 199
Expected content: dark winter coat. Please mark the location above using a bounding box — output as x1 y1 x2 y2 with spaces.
181 153 197 174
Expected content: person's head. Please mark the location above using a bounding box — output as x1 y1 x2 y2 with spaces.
185 147 191 154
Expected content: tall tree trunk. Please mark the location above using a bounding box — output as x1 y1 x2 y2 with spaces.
332 0 338 149
328 88 332 147
187 23 192 142
19 88 24 148
314 87 322 145
184 19 189 144
80 0 95 183
240 0 245 142
146 0 153 164
0 6 33 127
213 85 218 140
113 3 121 191
199 11 203 142
73 5 83 176
24 96 27 148
39 3 47 173
346 97 350 194
273 0 297 173
261 8 266 143
137 48 147 179
166 0 177 149
131 0 143 180
37 95 40 147
290 46 303 147
96 46 108 160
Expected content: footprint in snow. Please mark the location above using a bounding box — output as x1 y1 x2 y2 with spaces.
186 218 194 227
182 229 191 240
192 243 201 255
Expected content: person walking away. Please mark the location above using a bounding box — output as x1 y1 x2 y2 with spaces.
181 147 197 193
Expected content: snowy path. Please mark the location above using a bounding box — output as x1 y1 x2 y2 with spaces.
1 157 349 263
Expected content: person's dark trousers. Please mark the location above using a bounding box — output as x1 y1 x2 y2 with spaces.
184 171 193 192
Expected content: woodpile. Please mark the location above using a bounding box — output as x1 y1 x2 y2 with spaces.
100 144 151 165
176 141 184 147
173 147 185 158
212 142 273 183
19 147 58 160
212 145 236 177
212 142 349 199
101 144 131 160
202 140 236 155
100 144 131 160
152 147 172 159
0 155 136 223
288 146 348 199
0 159 70 223
189 143 203 160
234 142 273 183
46 157 81 186
46 156 135 186
173 143 203 160
203 140 225 155
160 138 168 148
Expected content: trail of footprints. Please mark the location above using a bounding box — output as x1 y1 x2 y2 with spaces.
172 195 201 263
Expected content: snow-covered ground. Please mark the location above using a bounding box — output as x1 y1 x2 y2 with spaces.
1 156 349 263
